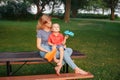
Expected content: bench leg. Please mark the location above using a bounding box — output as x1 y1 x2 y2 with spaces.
62 65 65 73
12 61 27 75
6 61 12 76
66 63 69 73
62 63 69 73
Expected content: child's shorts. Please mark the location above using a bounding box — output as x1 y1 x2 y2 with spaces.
56 45 64 49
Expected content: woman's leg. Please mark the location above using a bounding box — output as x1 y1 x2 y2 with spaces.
39 44 51 58
64 48 88 74
63 48 77 69
55 48 74 68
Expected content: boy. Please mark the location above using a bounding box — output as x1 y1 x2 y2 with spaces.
48 23 68 66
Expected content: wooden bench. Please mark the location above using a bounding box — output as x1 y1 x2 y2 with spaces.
0 73 94 80
0 50 94 79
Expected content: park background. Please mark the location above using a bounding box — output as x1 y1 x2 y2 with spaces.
0 0 120 80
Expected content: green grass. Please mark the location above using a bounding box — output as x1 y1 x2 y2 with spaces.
0 20 37 52
0 19 120 80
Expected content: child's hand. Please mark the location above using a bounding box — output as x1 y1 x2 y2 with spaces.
64 45 66 48
64 35 69 39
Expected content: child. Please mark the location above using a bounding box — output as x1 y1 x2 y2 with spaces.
48 23 68 66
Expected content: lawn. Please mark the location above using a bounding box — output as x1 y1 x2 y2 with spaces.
0 19 120 80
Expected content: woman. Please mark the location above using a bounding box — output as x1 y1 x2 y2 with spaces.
36 14 88 75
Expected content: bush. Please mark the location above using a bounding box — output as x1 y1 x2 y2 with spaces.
76 13 110 19
0 1 36 21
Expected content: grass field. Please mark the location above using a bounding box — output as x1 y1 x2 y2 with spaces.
0 19 120 80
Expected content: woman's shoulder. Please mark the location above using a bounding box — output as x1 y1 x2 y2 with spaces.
37 30 45 33
37 30 43 32
37 30 51 35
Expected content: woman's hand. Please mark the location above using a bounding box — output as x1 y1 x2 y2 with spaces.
52 45 57 50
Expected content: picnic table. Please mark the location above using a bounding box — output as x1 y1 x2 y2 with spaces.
0 50 94 80
0 50 85 76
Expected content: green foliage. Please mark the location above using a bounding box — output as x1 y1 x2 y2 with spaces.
103 0 119 8
76 13 119 19
71 0 88 9
0 0 34 20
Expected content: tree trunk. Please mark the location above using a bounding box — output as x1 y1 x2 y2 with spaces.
34 0 45 19
72 9 77 18
102 8 104 15
64 0 71 23
35 4 40 19
50 1 56 16
110 7 115 20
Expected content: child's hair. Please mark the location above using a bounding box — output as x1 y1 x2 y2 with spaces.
52 23 60 28
36 14 51 30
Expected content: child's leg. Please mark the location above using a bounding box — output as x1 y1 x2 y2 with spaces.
57 47 64 65
52 46 59 63
54 46 64 76
55 64 62 76
54 56 59 63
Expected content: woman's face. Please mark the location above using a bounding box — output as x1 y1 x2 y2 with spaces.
42 15 52 28
45 21 52 28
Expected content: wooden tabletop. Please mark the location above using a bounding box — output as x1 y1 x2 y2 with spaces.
0 50 85 62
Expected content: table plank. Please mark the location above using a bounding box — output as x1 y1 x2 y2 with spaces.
0 50 86 62
0 73 94 80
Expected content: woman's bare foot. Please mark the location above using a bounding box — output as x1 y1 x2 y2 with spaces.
54 65 62 76
74 67 89 75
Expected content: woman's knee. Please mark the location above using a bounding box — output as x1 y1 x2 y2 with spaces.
64 48 73 55
67 47 72 51
39 51 45 58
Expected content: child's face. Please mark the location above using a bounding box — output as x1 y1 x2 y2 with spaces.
52 24 60 32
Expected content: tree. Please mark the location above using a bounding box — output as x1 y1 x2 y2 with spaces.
32 0 62 19
62 0 89 22
103 0 119 20
33 0 45 19
83 0 107 14
71 0 88 17
0 0 64 20
0 0 30 20
64 0 71 23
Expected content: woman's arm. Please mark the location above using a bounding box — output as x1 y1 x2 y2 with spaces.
36 38 49 53
48 41 57 50
48 42 54 46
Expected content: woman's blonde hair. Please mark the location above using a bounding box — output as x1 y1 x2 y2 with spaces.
36 14 51 30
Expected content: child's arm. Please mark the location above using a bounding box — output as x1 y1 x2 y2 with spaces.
62 35 69 45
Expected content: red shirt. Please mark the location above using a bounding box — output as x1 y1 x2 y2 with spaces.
48 33 64 45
